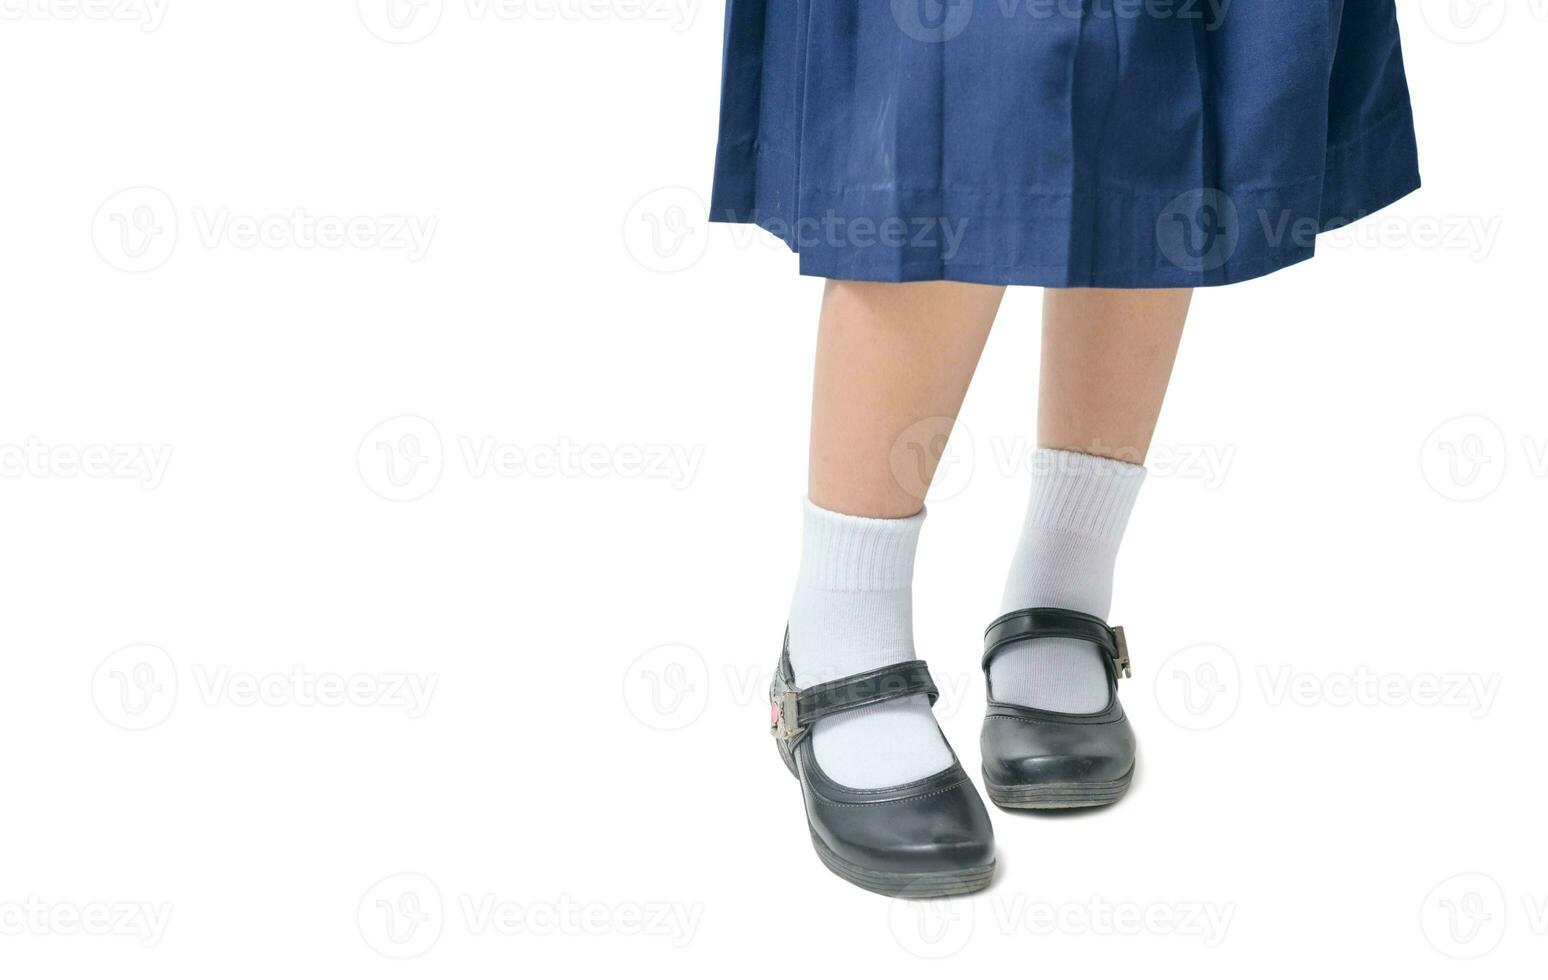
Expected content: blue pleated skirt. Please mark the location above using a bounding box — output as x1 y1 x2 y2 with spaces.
709 0 1420 287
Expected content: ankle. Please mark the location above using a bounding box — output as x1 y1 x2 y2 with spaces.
786 499 925 687
992 449 1145 711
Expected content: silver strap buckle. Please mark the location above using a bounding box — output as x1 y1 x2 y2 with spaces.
769 689 804 741
1113 626 1132 680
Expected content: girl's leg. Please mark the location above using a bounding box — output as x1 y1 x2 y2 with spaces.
809 279 1005 517
1037 288 1193 463
791 279 1003 788
992 288 1191 711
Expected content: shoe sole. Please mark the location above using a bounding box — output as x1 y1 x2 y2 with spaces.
982 764 1134 810
809 829 995 899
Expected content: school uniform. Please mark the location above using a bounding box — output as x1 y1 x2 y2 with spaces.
709 0 1420 286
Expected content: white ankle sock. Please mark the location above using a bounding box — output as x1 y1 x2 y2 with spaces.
787 500 956 789
991 449 1146 713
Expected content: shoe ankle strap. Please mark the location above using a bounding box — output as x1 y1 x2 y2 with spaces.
982 607 1131 681
771 660 938 743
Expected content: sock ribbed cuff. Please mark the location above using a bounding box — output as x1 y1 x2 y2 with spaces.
1024 449 1147 544
796 499 926 593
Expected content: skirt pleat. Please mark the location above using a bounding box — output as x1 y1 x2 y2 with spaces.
709 0 1420 287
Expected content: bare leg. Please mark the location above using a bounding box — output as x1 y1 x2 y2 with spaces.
1039 287 1191 462
810 280 1004 518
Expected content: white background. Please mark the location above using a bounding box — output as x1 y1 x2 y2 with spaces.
1 0 1544 975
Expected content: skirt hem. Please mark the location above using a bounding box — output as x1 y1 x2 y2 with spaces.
710 102 1420 289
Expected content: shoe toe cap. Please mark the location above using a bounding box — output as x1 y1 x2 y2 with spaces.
809 776 995 875
981 714 1135 785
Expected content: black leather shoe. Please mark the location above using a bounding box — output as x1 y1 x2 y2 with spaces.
771 638 995 897
980 608 1137 810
